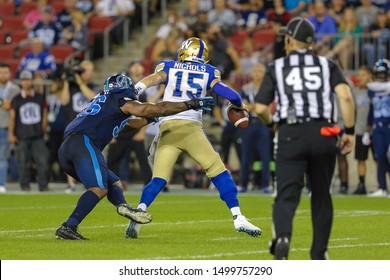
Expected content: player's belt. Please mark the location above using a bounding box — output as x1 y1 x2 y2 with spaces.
278 117 333 126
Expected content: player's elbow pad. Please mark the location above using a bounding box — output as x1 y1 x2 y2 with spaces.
212 82 242 107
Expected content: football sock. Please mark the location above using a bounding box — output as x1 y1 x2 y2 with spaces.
359 176 365 185
211 170 239 209
65 190 100 227
140 177 167 207
107 185 126 206
230 206 241 216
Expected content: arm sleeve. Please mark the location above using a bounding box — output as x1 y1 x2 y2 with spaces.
255 66 275 105
212 82 242 107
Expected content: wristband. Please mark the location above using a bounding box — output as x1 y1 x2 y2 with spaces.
135 82 147 95
344 126 355 135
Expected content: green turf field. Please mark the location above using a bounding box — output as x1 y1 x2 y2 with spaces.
0 192 389 260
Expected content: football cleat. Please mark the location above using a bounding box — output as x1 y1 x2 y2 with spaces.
125 220 142 239
55 223 89 240
367 188 388 197
233 215 262 237
272 237 289 260
117 204 152 224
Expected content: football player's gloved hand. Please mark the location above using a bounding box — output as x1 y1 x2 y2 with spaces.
227 101 248 112
362 132 371 146
185 96 214 111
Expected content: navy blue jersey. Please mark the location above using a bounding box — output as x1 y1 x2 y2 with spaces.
63 91 132 150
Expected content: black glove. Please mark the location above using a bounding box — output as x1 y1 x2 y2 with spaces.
184 96 214 111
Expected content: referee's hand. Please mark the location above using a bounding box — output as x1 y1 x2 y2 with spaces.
339 133 355 155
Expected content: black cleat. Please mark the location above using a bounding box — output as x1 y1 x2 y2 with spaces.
271 237 289 260
339 186 348 194
353 183 366 195
116 204 152 224
55 223 89 240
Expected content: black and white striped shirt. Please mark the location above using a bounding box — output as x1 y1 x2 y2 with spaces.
255 49 348 123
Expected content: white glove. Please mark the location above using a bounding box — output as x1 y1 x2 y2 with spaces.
362 132 371 146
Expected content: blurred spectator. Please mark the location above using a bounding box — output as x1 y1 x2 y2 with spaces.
151 29 180 65
352 66 375 195
76 0 95 17
239 63 271 193
271 19 285 59
308 1 337 55
57 0 79 29
205 24 242 80
207 0 237 35
190 10 209 38
181 0 200 28
61 10 88 51
23 0 49 30
18 38 57 78
199 0 214 12
28 5 62 48
356 0 379 30
362 9 390 67
60 59 98 192
266 0 292 26
155 9 188 40
284 0 309 16
327 0 346 26
239 37 263 76
107 61 153 188
326 7 362 69
237 0 267 32
95 0 135 17
46 78 66 182
8 70 49 192
0 63 20 193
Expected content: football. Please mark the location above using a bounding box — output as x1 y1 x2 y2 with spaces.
227 106 249 128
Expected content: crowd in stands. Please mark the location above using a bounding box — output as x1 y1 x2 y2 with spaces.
0 0 388 196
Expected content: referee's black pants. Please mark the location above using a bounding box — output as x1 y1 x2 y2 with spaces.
274 120 337 259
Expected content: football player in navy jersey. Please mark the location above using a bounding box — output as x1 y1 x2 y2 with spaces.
366 59 390 197
55 73 214 240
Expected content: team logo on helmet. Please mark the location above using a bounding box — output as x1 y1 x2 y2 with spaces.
177 37 209 64
104 74 137 100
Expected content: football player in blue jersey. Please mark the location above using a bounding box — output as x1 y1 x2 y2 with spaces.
125 37 262 239
366 59 390 197
55 73 214 240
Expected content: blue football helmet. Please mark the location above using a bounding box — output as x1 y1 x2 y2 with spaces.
373 59 390 81
104 74 137 99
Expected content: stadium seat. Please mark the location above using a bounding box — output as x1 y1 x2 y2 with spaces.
10 30 29 44
0 45 14 60
49 45 74 63
18 45 32 58
88 16 114 31
19 2 37 15
228 30 249 50
252 29 275 49
51 1 66 13
0 16 25 31
0 2 15 16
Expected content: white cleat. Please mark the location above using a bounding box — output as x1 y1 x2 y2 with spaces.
0 186 6 193
367 189 388 197
234 215 262 237
125 220 141 238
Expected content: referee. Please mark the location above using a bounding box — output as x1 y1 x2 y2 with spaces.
255 17 355 260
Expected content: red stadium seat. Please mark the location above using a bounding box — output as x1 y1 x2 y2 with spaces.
88 16 114 31
0 16 25 31
49 45 74 63
51 1 65 13
0 45 14 60
11 30 29 44
228 30 249 50
19 2 37 15
18 45 32 58
252 29 275 49
0 2 15 16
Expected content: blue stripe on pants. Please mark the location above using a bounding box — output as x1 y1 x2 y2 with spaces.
83 135 104 188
